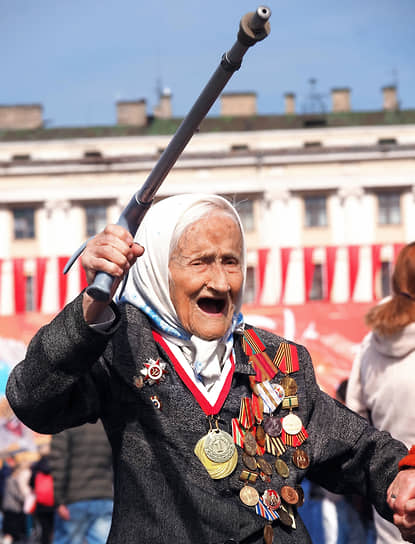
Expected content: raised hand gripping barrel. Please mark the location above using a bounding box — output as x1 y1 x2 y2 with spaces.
67 6 271 302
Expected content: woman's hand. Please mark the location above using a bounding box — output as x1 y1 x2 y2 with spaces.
387 469 415 542
81 224 144 323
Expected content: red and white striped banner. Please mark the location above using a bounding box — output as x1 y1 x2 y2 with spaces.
0 242 407 314
0 256 86 316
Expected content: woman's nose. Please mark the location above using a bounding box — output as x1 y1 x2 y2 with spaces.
206 264 230 292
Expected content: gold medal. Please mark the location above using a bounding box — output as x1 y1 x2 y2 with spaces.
194 435 238 479
275 458 290 478
280 376 297 397
239 470 258 483
282 395 299 410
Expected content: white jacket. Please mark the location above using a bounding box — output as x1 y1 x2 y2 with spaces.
346 323 415 544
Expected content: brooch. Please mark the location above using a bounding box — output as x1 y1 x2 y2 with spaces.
140 358 167 385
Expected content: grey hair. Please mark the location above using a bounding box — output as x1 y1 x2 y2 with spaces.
168 196 245 266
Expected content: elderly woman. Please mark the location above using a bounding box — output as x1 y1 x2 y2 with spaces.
6 194 415 544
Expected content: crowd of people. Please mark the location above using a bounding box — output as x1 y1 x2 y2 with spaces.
0 420 113 544
3 193 415 543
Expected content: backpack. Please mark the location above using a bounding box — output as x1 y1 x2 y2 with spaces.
34 472 54 507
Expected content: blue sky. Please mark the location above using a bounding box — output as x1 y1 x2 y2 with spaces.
2 0 414 127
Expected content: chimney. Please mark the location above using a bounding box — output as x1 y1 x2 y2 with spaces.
154 88 172 119
116 99 147 126
331 88 351 112
284 93 296 114
0 104 43 130
220 92 257 117
382 85 398 111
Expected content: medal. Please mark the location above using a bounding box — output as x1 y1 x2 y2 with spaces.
242 452 257 471
275 458 290 478
194 435 238 479
239 397 255 429
255 497 280 521
292 448 310 469
256 381 284 414
150 395 162 410
204 428 235 463
263 489 281 510
277 506 292 527
243 431 258 457
295 485 305 507
239 470 258 483
240 485 260 507
263 416 282 437
280 376 297 397
282 395 299 409
256 456 273 476
264 523 273 544
272 342 299 374
265 434 286 457
280 485 299 505
281 414 309 447
140 358 167 385
256 424 266 447
282 413 302 435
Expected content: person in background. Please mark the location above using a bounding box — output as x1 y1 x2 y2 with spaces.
1 458 31 544
29 444 55 544
6 194 415 544
49 421 113 544
301 380 376 544
347 241 415 543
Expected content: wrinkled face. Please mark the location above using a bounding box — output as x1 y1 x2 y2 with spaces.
169 212 244 340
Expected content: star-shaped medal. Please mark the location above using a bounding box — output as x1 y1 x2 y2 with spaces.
140 358 167 385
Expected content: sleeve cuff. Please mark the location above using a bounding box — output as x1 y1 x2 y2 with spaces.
398 445 415 470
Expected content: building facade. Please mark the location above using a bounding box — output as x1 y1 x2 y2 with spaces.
1 87 415 315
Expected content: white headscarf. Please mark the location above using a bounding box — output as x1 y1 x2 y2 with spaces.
118 193 246 389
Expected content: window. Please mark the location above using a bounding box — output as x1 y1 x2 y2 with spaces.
244 266 256 304
378 138 397 146
25 276 35 312
231 144 249 152
303 141 322 148
304 196 327 227
381 261 392 298
309 263 324 300
13 208 35 239
378 192 401 225
12 154 31 161
237 199 255 232
85 205 108 236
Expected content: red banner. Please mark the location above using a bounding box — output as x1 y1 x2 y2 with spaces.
13 259 26 314
325 246 337 301
58 257 69 310
255 248 270 304
371 245 382 300
35 258 48 312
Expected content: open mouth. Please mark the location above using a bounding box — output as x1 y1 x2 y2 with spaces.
197 297 226 314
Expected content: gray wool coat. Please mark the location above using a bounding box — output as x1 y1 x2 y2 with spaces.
6 293 407 544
